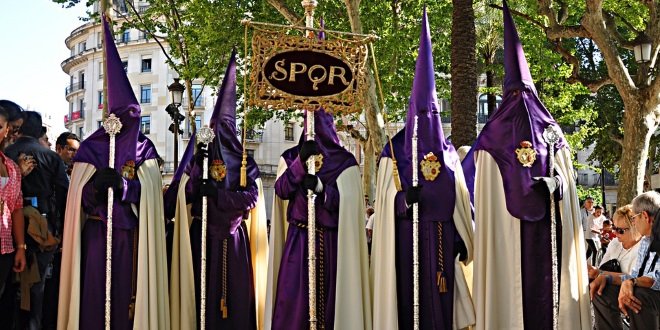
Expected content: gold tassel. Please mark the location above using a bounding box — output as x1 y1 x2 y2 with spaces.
437 272 448 294
220 297 228 319
392 160 402 191
239 152 247 187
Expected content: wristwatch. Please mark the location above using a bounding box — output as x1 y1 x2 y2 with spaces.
16 243 27 250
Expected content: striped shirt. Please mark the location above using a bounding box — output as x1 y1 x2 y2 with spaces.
621 236 660 291
0 152 22 254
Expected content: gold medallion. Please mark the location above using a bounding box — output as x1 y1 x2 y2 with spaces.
121 160 136 180
515 141 537 167
420 152 441 181
314 154 324 172
210 159 227 182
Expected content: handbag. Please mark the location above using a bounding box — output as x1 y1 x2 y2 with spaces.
599 258 622 273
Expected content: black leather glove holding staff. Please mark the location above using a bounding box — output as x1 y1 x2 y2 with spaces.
405 185 422 205
299 140 319 164
93 167 123 201
302 174 323 194
195 143 209 166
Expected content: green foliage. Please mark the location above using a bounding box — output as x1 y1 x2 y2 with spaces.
576 185 603 205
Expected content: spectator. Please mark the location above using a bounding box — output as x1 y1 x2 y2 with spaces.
587 205 606 265
0 106 27 313
54 132 79 178
581 197 596 262
600 220 616 251
587 205 642 280
4 111 68 330
591 191 660 329
365 207 374 252
0 100 24 150
38 127 51 149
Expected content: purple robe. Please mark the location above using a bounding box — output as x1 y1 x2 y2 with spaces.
378 8 463 329
184 50 261 329
468 1 567 328
271 109 357 330
72 15 163 328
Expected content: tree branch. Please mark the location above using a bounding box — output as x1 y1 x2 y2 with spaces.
488 4 546 30
549 40 613 91
266 0 300 24
122 1 177 70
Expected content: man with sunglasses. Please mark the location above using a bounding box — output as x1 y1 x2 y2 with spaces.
592 191 660 329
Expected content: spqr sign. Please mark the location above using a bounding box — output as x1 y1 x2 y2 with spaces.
248 28 370 114
265 50 353 97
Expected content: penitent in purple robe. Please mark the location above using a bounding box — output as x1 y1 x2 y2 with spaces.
185 50 260 329
70 13 163 329
271 109 357 330
377 8 464 329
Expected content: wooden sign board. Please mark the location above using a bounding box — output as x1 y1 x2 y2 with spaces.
249 29 370 114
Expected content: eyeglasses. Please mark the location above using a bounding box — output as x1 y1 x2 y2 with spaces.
612 226 631 235
629 212 643 221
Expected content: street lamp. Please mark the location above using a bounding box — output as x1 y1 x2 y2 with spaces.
167 78 186 171
633 33 653 64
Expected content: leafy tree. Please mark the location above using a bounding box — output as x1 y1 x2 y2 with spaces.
507 0 660 204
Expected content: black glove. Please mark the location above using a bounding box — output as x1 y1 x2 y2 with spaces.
299 140 319 163
93 167 123 201
454 239 468 262
200 179 217 198
302 174 323 193
195 143 209 166
532 176 559 194
405 185 422 205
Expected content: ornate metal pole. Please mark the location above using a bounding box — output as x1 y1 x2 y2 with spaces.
411 115 420 330
542 125 560 330
301 1 318 329
197 126 215 330
102 114 122 330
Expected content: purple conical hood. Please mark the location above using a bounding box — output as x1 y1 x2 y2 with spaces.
74 14 154 170
382 8 457 222
210 50 238 135
187 51 259 189
471 0 566 221
502 0 536 97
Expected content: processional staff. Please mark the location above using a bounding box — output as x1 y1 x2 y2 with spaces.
542 125 561 330
197 126 216 330
412 115 420 330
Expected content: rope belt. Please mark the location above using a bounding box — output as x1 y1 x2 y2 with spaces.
294 222 326 329
437 223 447 294
220 238 228 319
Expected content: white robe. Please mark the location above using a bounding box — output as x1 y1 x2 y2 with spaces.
472 148 591 329
371 157 476 330
264 159 372 330
169 174 269 330
58 159 170 330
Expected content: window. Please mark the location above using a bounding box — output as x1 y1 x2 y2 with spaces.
115 0 128 13
141 58 151 73
98 91 104 108
97 32 102 48
122 60 128 73
140 116 151 134
98 120 103 129
78 98 85 111
78 41 86 54
79 71 85 89
98 61 104 79
285 122 294 141
118 30 130 43
140 85 151 103
186 115 202 138
192 84 203 107
195 115 202 131
246 149 255 158
78 127 84 139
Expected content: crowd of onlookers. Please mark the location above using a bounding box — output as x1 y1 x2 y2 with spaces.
0 99 80 330
582 194 660 328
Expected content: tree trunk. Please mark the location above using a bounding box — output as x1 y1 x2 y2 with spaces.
450 0 478 148
345 0 386 199
617 94 657 205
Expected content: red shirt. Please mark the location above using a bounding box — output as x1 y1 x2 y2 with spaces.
0 152 23 254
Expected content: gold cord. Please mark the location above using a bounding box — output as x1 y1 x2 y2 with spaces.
437 223 447 293
240 24 249 187
220 238 229 318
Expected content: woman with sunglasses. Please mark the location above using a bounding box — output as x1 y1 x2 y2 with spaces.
588 205 642 280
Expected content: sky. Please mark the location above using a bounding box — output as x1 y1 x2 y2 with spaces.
0 1 88 135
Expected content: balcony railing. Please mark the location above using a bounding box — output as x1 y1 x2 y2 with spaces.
242 129 263 143
64 114 69 124
258 164 278 176
65 81 85 96
138 5 150 13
